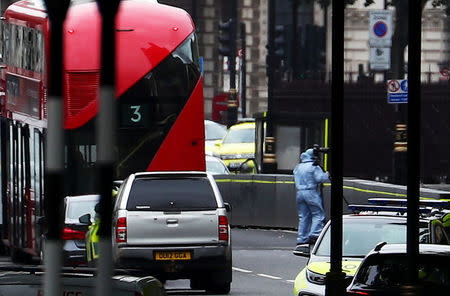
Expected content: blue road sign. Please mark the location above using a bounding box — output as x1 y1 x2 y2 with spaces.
374 21 387 37
400 79 408 92
369 10 392 47
387 79 408 104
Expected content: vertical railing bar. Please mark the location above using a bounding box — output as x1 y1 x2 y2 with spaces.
326 0 346 295
95 1 120 295
42 1 71 296
406 0 422 292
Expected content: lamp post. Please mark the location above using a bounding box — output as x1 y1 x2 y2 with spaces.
263 0 277 173
43 1 71 295
218 1 238 127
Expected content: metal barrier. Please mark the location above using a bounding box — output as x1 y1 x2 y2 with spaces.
0 267 166 296
214 175 450 229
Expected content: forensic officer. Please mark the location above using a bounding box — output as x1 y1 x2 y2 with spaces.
293 148 330 254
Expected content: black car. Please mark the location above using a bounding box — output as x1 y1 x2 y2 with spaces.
40 194 99 266
347 243 450 296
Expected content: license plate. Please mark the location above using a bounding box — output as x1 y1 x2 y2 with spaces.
155 251 191 260
228 162 241 168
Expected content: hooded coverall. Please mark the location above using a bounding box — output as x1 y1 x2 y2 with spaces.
293 148 330 244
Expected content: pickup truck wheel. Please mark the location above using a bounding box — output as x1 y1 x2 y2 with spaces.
206 282 231 294
190 278 203 290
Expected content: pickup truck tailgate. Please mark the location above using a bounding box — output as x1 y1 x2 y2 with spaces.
126 210 220 245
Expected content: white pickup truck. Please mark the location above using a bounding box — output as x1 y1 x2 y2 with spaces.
112 171 232 294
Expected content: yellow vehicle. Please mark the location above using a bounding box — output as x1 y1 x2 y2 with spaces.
293 201 450 296
214 120 256 173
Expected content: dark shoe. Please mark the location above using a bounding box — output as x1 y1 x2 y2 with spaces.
293 243 310 256
309 237 318 246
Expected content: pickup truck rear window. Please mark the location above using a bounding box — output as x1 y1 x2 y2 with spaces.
126 177 218 211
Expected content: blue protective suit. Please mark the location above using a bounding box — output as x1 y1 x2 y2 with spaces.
293 148 330 244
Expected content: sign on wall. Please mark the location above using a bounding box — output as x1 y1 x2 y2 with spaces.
370 47 391 70
369 10 392 48
387 79 408 104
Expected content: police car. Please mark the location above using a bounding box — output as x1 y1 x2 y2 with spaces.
293 198 450 296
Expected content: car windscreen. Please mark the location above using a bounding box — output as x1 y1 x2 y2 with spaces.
354 254 450 290
66 199 99 221
206 160 229 174
205 122 226 141
315 220 429 257
126 177 218 211
222 128 255 144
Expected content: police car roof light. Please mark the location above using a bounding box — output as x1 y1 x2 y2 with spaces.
368 198 449 209
348 204 432 214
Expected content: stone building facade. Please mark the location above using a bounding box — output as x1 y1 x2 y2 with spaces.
343 2 450 83
160 0 449 120
1 0 447 119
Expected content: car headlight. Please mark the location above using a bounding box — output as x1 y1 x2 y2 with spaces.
306 268 326 285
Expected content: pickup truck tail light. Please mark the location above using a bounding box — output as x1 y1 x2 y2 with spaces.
116 217 127 243
219 215 229 241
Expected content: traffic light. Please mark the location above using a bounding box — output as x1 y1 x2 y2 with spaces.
218 18 236 57
274 25 286 58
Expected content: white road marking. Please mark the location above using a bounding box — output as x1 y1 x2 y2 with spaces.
233 267 291 283
257 273 282 280
232 267 252 273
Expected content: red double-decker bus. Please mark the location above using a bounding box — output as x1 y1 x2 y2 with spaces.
0 0 205 262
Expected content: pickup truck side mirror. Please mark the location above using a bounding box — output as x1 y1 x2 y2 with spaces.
224 202 232 212
79 213 92 226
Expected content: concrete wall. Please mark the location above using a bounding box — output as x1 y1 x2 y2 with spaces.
214 174 450 229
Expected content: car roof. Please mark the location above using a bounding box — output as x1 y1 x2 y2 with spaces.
206 155 224 162
344 211 444 223
65 194 100 202
229 121 255 130
132 171 209 178
369 243 450 256
343 214 412 222
204 119 225 127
